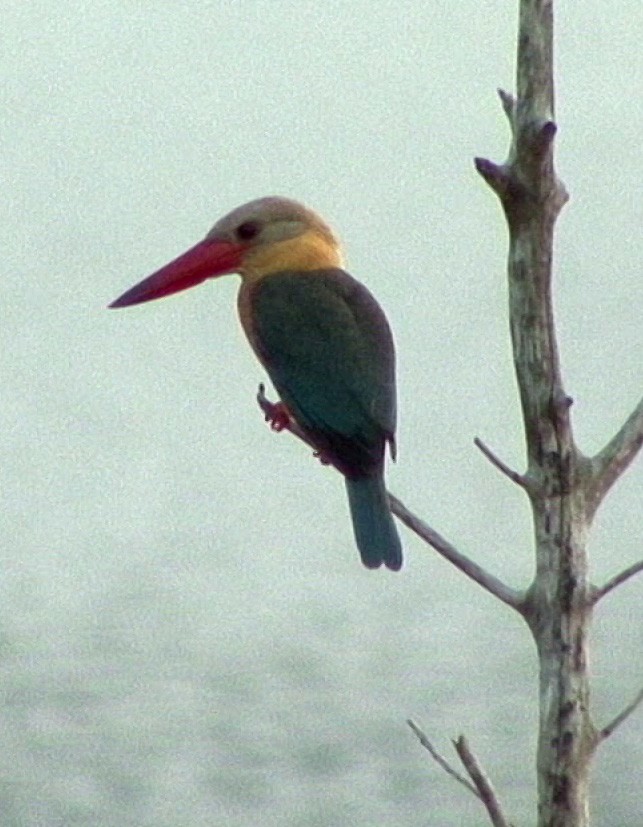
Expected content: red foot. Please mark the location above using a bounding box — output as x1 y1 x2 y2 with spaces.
265 401 291 432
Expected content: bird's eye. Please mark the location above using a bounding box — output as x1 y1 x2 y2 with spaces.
236 221 261 241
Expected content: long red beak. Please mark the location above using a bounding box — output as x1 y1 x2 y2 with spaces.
109 238 244 308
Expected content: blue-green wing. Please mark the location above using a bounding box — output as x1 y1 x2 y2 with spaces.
250 269 396 476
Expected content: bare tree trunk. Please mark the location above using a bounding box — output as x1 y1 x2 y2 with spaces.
476 0 592 821
473 2 642 825
474 3 639 826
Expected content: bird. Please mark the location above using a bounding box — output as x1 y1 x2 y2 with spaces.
110 196 402 571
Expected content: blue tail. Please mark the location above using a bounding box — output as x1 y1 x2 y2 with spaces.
345 474 403 571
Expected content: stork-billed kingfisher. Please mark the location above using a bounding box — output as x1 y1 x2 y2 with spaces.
110 197 403 571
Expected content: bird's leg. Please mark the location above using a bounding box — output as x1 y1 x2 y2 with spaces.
256 384 331 466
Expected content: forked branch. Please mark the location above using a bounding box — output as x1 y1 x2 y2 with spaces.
407 720 478 798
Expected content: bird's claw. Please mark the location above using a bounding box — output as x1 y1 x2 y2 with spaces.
264 401 291 432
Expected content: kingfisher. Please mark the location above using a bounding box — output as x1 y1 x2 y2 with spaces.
110 197 403 571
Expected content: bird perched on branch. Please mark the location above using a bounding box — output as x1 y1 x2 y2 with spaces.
110 196 402 570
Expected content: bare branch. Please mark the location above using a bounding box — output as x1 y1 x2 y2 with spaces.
407 720 479 798
498 88 515 122
598 687 643 743
389 494 524 613
453 736 513 827
587 396 643 519
257 386 525 613
474 157 512 199
590 560 643 606
409 724 516 827
474 436 528 488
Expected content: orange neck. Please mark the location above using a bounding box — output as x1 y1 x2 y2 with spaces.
239 229 343 283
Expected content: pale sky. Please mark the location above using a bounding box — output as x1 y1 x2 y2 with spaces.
2 3 641 824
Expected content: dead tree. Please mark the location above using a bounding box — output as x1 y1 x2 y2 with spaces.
402 1 643 825
259 1 642 825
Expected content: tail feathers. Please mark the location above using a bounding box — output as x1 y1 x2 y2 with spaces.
345 474 403 571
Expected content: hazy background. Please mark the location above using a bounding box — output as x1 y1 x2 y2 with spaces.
2 2 641 825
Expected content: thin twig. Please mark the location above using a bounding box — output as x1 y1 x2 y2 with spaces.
407 721 479 798
587 396 643 519
389 494 524 612
598 687 643 742
590 560 643 606
453 736 513 827
474 437 528 488
257 386 525 611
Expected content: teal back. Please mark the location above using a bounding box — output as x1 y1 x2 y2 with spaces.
249 269 396 477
